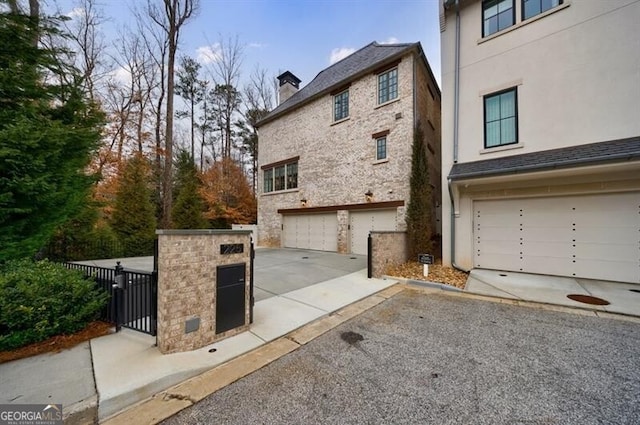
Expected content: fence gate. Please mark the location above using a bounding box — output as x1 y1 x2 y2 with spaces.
65 262 158 337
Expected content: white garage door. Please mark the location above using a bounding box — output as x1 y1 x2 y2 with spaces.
349 209 397 255
474 192 640 283
283 213 338 251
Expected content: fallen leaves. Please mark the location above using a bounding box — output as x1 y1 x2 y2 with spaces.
385 260 469 289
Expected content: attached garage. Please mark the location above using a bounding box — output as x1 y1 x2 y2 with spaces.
283 213 338 252
474 192 640 283
349 209 397 255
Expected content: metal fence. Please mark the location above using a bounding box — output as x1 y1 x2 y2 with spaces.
65 262 157 336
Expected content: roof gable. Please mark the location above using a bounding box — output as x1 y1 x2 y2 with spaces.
256 41 422 127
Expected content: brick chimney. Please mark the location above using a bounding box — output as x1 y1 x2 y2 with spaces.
277 71 301 105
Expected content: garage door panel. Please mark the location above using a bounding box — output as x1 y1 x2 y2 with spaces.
283 214 337 252
350 210 397 255
474 192 639 283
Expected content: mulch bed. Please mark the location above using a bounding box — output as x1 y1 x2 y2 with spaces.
385 260 469 289
0 321 114 364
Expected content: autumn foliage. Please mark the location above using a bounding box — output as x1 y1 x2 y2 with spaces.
200 158 257 227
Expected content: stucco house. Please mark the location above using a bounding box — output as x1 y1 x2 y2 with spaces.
440 0 640 283
256 42 441 255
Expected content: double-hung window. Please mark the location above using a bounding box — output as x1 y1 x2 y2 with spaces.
378 68 398 104
333 90 349 121
484 88 518 148
482 0 515 37
523 0 562 20
263 158 298 193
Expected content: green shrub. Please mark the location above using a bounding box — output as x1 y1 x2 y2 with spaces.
0 259 109 351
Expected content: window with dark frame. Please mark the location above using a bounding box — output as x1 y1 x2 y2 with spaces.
482 0 515 37
484 87 518 148
523 0 562 20
378 68 398 104
263 161 298 193
263 168 273 193
274 165 285 191
376 136 387 160
333 90 349 121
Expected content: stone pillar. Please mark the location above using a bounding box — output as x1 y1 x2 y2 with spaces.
337 210 349 253
370 231 408 278
156 230 252 354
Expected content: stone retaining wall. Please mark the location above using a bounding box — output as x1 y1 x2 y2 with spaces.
370 231 407 278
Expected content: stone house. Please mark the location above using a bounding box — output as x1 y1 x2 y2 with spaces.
440 0 640 283
255 42 441 255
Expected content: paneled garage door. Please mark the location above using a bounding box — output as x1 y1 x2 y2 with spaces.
349 209 397 255
283 213 338 251
474 192 640 283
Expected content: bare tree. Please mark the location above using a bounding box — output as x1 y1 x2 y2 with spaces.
205 35 243 160
175 55 203 162
148 0 198 228
238 66 275 193
62 0 108 103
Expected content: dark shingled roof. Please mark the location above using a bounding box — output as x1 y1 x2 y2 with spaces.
448 137 640 180
256 42 427 127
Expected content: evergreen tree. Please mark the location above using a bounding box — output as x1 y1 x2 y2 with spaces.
406 124 434 259
0 11 103 261
172 150 206 229
110 155 157 256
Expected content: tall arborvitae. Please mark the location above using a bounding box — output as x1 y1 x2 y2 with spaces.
110 155 157 256
0 11 103 261
172 150 207 229
406 124 434 259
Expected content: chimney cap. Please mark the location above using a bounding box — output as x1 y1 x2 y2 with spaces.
277 71 301 88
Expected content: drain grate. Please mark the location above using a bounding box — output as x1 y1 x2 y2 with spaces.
630 289 640 294
567 294 610 306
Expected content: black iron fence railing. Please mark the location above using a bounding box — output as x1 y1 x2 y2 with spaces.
65 262 157 336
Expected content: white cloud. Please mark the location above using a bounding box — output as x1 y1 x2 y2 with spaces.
66 7 84 19
109 66 131 85
248 42 266 48
329 47 356 65
380 37 400 45
196 44 222 64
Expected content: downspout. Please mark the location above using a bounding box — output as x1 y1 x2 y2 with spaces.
449 0 468 272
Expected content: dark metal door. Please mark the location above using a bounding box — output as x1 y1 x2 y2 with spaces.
216 263 246 334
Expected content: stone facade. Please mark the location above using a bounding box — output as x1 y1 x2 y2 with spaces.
257 48 442 252
371 231 408 278
156 230 252 354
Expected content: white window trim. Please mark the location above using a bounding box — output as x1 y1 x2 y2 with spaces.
377 67 399 106
479 142 524 155
477 1 570 44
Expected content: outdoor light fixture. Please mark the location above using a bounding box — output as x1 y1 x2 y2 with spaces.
300 199 307 207
365 191 373 202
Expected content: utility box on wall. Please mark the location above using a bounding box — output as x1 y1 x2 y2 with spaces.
155 229 252 354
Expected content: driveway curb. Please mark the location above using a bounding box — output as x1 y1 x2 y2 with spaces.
101 284 403 425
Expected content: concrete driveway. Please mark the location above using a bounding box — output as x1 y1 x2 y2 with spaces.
74 248 367 303
162 288 640 425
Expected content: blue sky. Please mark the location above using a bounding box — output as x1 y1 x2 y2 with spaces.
53 0 442 91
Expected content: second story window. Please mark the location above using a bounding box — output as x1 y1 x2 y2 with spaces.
263 158 299 193
484 87 518 148
333 90 349 121
378 68 398 104
483 0 515 37
523 0 562 20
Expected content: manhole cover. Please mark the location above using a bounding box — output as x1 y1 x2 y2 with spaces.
340 331 364 345
630 289 640 294
566 294 610 306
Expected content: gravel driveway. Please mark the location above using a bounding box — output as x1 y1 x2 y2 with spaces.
163 289 640 425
